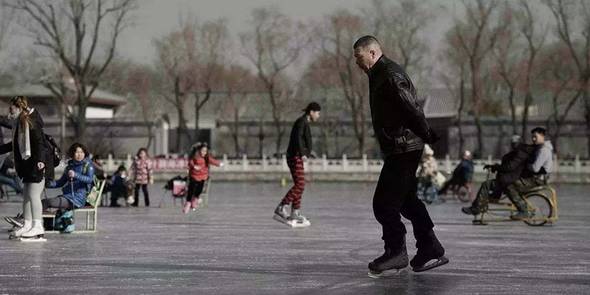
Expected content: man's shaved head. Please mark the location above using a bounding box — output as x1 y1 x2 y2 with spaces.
353 35 383 73
353 35 381 50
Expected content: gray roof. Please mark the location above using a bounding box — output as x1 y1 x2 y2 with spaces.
0 83 127 106
422 88 458 118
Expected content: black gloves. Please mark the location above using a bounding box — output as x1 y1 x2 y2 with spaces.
424 128 440 144
483 164 499 173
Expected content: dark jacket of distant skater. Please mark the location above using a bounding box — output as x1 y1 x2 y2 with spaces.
286 115 312 158
368 55 437 156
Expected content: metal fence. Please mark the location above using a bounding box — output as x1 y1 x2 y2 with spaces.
63 154 590 175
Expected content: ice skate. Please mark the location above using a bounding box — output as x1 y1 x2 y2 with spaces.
191 198 199 211
19 235 47 242
4 213 24 227
182 201 191 214
9 220 31 240
368 246 409 278
287 209 311 228
20 221 46 242
273 207 310 228
272 203 290 224
411 231 449 272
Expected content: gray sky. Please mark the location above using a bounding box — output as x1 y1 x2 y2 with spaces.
118 0 453 64
2 0 557 84
1 0 454 69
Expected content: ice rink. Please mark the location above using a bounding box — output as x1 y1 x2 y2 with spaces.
0 182 588 294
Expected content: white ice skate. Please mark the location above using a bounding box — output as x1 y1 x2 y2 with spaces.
273 208 311 228
19 223 46 242
9 220 31 240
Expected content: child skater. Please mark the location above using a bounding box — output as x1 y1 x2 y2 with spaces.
183 143 223 214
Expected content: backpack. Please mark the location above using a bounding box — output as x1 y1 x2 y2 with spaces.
43 134 61 167
54 209 75 233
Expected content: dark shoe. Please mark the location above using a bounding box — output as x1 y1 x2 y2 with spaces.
368 240 409 278
510 211 532 220
411 231 449 272
461 206 480 215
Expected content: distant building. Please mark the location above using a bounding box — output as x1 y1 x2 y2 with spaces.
0 83 126 121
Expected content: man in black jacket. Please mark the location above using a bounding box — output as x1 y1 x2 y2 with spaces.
462 135 536 218
273 102 320 227
353 36 448 277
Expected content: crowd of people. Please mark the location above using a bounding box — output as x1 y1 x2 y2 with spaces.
0 36 557 279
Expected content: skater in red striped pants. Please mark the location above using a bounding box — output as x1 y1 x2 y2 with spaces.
273 102 321 227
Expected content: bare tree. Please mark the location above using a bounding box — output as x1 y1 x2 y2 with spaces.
544 0 590 157
441 32 469 157
7 0 136 142
219 64 258 157
0 3 15 52
314 9 369 156
516 0 547 138
491 3 522 135
540 43 583 154
363 0 435 83
192 19 229 142
240 6 309 155
450 0 501 155
153 19 200 152
125 65 157 148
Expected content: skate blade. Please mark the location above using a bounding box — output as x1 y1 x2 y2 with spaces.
368 267 407 279
289 219 311 228
19 236 47 242
472 220 487 226
412 256 449 273
273 215 311 228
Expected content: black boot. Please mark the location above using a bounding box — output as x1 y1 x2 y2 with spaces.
411 230 449 272
368 239 409 278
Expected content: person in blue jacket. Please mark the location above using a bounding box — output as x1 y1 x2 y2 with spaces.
44 143 94 210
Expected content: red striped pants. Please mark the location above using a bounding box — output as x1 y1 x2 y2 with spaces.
281 156 305 209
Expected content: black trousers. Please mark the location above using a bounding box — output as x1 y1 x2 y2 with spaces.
187 179 205 202
133 184 149 207
42 196 73 210
373 150 435 250
438 176 466 195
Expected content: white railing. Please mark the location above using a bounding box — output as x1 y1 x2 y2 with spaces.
55 154 590 175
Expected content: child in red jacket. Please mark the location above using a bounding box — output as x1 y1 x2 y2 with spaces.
183 143 223 214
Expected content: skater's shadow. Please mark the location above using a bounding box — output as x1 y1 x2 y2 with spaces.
295 269 461 295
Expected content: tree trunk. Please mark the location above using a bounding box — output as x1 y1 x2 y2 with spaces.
508 88 517 135
471 62 484 156
146 124 153 149
194 94 200 143
233 108 240 157
258 116 265 158
521 93 533 138
457 72 466 158
586 93 590 158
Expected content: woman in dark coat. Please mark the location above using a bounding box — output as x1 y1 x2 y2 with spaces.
0 96 48 241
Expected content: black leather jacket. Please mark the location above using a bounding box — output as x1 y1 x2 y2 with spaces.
368 55 435 156
494 144 536 188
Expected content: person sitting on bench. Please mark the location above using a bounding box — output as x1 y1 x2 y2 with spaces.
44 143 95 210
503 127 553 219
461 135 535 217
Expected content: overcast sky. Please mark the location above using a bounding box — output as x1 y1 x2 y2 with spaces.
2 0 558 84
116 0 454 68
